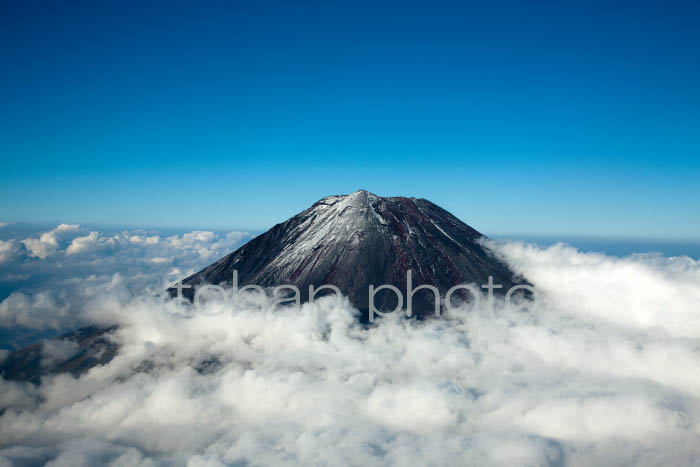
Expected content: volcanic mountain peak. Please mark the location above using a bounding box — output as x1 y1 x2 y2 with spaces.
276 190 436 269
174 190 522 315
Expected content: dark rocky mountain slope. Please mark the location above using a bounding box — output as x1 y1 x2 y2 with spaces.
170 190 524 316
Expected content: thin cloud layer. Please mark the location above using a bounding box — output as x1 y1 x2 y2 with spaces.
1 240 700 466
0 225 252 336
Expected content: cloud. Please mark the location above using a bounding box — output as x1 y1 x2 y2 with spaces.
21 231 60 259
0 290 75 330
1 241 700 465
66 232 115 255
127 234 160 245
167 231 221 259
40 339 80 367
20 224 82 259
13 225 252 266
53 224 80 233
485 240 700 338
149 257 170 264
0 239 22 264
0 226 253 334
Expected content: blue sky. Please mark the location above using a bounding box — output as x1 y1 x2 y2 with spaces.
1 0 698 238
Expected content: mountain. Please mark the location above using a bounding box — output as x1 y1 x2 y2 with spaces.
170 190 524 317
1 191 526 383
0 326 118 385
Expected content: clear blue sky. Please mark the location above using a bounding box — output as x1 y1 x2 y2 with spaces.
1 0 698 239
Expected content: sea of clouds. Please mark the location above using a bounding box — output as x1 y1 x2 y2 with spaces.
0 223 251 347
1 223 700 466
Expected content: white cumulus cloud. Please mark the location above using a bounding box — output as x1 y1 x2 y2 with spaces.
66 232 115 255
53 224 80 233
22 231 60 259
0 239 22 264
21 224 82 259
